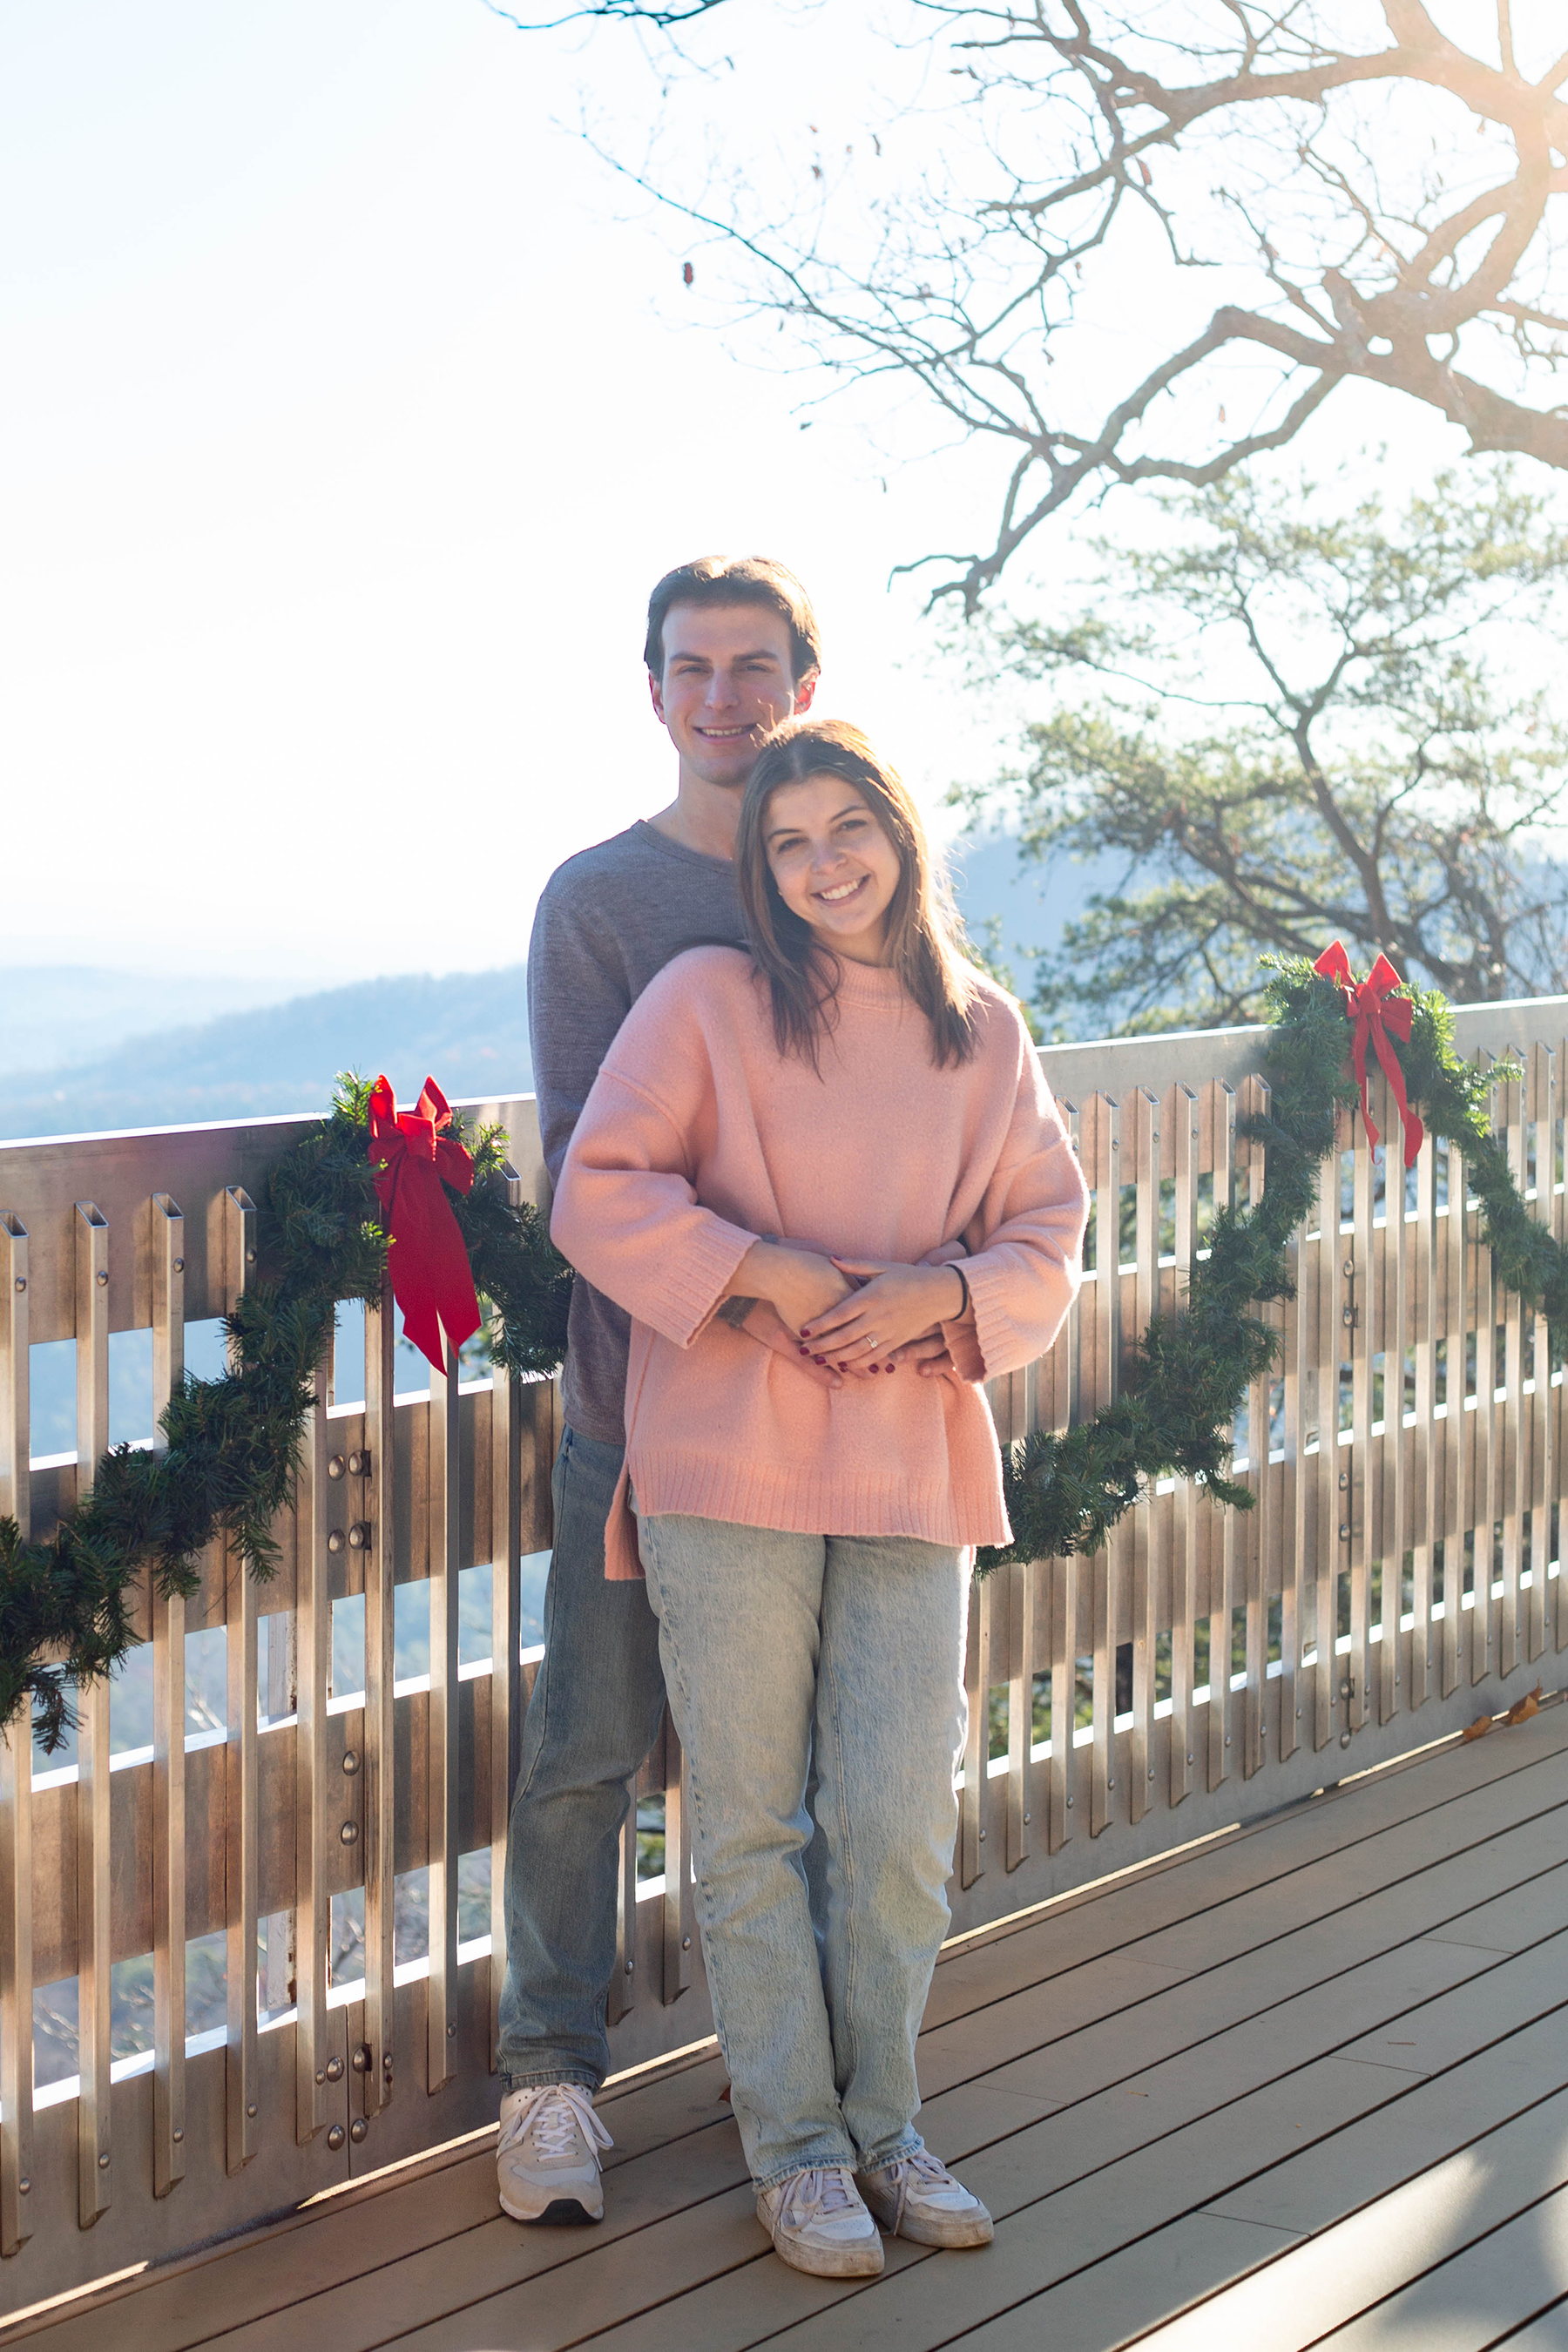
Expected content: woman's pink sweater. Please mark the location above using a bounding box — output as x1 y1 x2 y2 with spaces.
551 947 1089 1577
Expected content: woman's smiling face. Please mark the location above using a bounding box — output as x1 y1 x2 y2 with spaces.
762 773 902 964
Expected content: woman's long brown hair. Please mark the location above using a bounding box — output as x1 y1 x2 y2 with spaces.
736 718 981 1071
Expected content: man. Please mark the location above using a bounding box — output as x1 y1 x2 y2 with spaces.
497 556 832 2224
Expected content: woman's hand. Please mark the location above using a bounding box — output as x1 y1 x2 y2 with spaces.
799 1259 967 1373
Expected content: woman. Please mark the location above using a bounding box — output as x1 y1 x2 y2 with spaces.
551 719 1087 2279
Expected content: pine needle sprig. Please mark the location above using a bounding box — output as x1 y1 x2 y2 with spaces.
2 1077 571 1747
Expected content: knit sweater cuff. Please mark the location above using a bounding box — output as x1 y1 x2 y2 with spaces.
645 1215 760 1349
938 1303 987 1384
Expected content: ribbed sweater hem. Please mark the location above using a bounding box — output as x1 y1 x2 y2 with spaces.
625 1449 1013 1551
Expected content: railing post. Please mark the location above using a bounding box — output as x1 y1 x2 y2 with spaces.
427 1335 461 2090
74 1201 112 2228
0 1213 33 2257
362 1275 397 2117
1091 1094 1121 1838
223 1185 260 2175
150 1193 186 2197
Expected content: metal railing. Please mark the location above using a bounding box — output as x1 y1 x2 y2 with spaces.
0 1000 1563 2308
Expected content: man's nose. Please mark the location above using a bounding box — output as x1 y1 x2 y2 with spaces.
703 667 741 708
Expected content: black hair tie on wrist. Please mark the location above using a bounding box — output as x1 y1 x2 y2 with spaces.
950 1264 970 1320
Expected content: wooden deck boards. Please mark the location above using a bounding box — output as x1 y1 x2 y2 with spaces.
11 1702 1568 2352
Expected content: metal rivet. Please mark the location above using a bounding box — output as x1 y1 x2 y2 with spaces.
172 2129 184 2142
383 2053 395 2076
1148 1767 1155 1780
1186 1754 1193 1764
1106 1780 1114 1789
98 2153 110 2168
328 1529 346 1554
1342 1259 1355 1277
327 2125 346 2151
326 2056 344 2081
1022 1811 1031 1824
352 2044 370 2072
341 1749 360 1775
172 1256 185 1272
682 1935 692 1950
95 1268 109 1287
1341 1731 1353 1747
247 2103 258 2117
13 1278 24 1293
341 1821 359 1845
447 2022 456 2037
348 1449 371 1477
1338 1472 1348 1490
625 1961 634 1975
328 1455 346 1481
1340 1524 1350 1541
348 1522 370 1550
1224 1736 1232 1747
315 2070 326 2085
350 2118 368 2143
17 2178 28 2193
1295 1708 1301 1719
246 1247 257 1264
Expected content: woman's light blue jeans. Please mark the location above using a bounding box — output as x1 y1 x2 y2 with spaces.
637 1512 969 2188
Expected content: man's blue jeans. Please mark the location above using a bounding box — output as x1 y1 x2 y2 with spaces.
497 1428 666 2091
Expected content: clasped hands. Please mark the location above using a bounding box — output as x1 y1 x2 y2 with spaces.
725 1240 968 1390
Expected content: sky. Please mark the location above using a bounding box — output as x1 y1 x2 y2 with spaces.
5 1 1543 993
4 0 1008 989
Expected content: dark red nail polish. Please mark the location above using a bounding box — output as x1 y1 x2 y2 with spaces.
814 1355 827 1365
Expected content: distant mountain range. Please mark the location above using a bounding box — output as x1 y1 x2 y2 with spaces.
0 966 531 1140
0 835 1098 1142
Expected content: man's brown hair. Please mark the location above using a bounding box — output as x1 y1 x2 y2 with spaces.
644 556 821 685
736 717 981 1071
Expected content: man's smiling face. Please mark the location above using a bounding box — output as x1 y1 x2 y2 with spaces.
650 602 816 790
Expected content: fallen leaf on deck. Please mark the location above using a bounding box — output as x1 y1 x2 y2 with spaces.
1505 1683 1544 1726
1461 1713 1495 1741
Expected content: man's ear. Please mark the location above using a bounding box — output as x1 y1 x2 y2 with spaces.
648 667 667 724
791 668 821 715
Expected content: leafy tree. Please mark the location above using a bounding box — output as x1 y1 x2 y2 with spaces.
656 2 1568 606
953 461 1568 1033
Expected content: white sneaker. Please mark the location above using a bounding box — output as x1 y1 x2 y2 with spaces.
856 2144 993 2247
497 2082 612 2224
757 2164 884 2278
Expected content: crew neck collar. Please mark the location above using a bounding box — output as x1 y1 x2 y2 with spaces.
633 817 735 873
831 958 909 1008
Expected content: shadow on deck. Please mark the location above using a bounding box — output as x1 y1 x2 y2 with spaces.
10 1703 1568 2352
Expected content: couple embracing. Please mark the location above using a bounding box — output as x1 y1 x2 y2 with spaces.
499 557 1088 2280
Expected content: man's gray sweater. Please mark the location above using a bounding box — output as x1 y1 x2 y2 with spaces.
526 818 747 1446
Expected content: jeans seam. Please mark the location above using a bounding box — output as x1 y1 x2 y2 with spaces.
502 2068 599 2096
818 1611 861 2112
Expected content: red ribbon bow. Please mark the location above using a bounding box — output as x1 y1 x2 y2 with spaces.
367 1076 482 1372
1312 943 1424 1170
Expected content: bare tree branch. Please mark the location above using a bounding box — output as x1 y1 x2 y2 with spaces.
644 2 1568 605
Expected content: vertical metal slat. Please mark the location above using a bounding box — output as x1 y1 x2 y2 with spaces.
1091 1095 1121 1837
1129 1092 1160 1823
1208 1084 1237 1790
1169 1089 1199 1802
662 1718 696 2001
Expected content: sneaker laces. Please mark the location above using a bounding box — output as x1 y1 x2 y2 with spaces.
876 2145 952 2235
500 2082 613 2165
779 2165 861 2229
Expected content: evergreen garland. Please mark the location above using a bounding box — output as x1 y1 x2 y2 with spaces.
1 1078 571 1748
981 955 1568 1574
